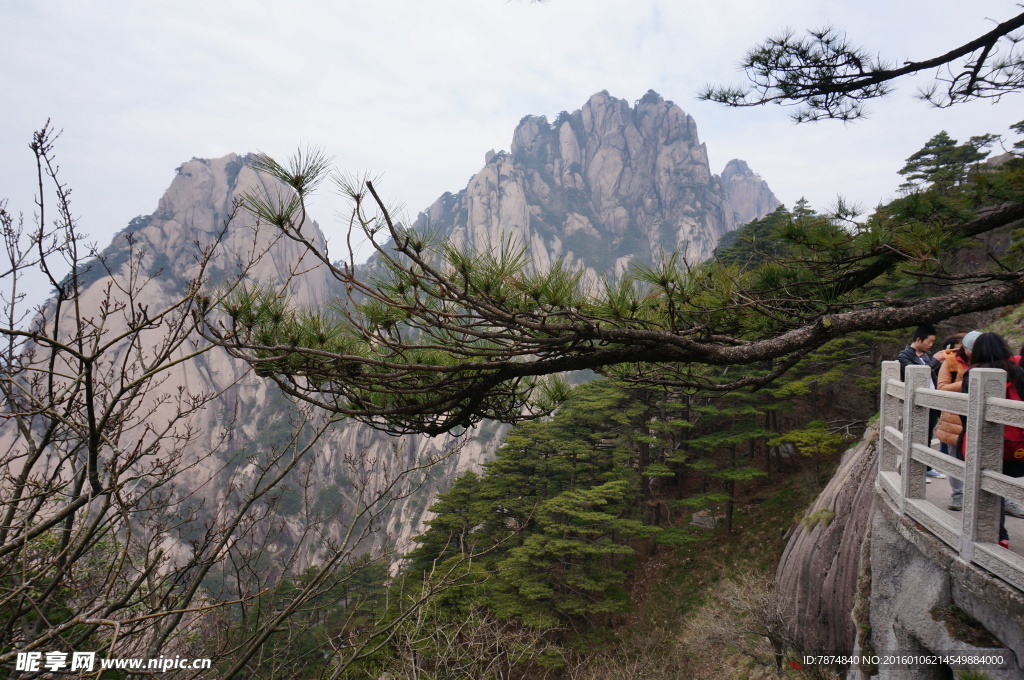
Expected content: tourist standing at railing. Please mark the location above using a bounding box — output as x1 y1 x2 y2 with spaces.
960 332 1024 549
936 333 969 510
898 325 948 480
897 325 940 382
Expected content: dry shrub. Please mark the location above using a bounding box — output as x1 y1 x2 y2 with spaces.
677 572 840 680
562 625 687 680
380 605 561 680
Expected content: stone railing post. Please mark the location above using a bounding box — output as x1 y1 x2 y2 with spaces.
878 361 900 473
899 364 932 512
961 367 1007 560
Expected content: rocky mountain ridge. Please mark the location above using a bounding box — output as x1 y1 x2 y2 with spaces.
23 91 781 566
415 90 778 285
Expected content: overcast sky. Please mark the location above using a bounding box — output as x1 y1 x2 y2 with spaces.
2 1 1022 264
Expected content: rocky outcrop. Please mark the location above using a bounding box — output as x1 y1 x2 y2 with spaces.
775 429 878 657
720 159 778 227
414 91 779 284
148 157 514 560
16 154 334 496
776 423 1024 679
870 495 1024 679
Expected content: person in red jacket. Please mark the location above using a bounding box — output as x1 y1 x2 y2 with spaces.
961 332 1024 548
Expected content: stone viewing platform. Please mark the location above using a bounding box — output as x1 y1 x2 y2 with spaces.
878 362 1024 587
869 361 1024 679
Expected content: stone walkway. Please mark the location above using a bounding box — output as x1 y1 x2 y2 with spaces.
923 472 1024 557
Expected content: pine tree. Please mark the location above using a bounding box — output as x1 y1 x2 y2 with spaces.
488 480 657 627
714 204 793 267
406 471 488 574
677 395 770 532
700 10 1024 121
898 131 998 191
1013 120 1024 154
408 379 662 627
774 420 849 485
214 145 1024 436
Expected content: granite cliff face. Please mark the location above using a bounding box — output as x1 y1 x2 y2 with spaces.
144 156 505 563
8 154 485 568
775 431 877 658
415 90 779 284
12 154 333 491
103 154 336 493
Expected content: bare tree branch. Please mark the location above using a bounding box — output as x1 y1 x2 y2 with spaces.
205 151 1024 436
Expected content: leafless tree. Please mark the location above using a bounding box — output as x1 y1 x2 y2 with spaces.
380 601 561 680
0 126 468 680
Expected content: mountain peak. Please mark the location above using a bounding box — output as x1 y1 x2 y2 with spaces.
416 91 779 281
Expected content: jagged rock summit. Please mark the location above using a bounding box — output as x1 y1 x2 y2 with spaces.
415 90 779 281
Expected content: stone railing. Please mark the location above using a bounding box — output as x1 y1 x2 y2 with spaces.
878 360 1024 591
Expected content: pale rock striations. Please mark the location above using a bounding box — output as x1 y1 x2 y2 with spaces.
414 90 779 287
147 156 495 566
104 155 337 486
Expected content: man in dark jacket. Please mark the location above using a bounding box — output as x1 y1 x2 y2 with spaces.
898 325 939 381
897 325 945 478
